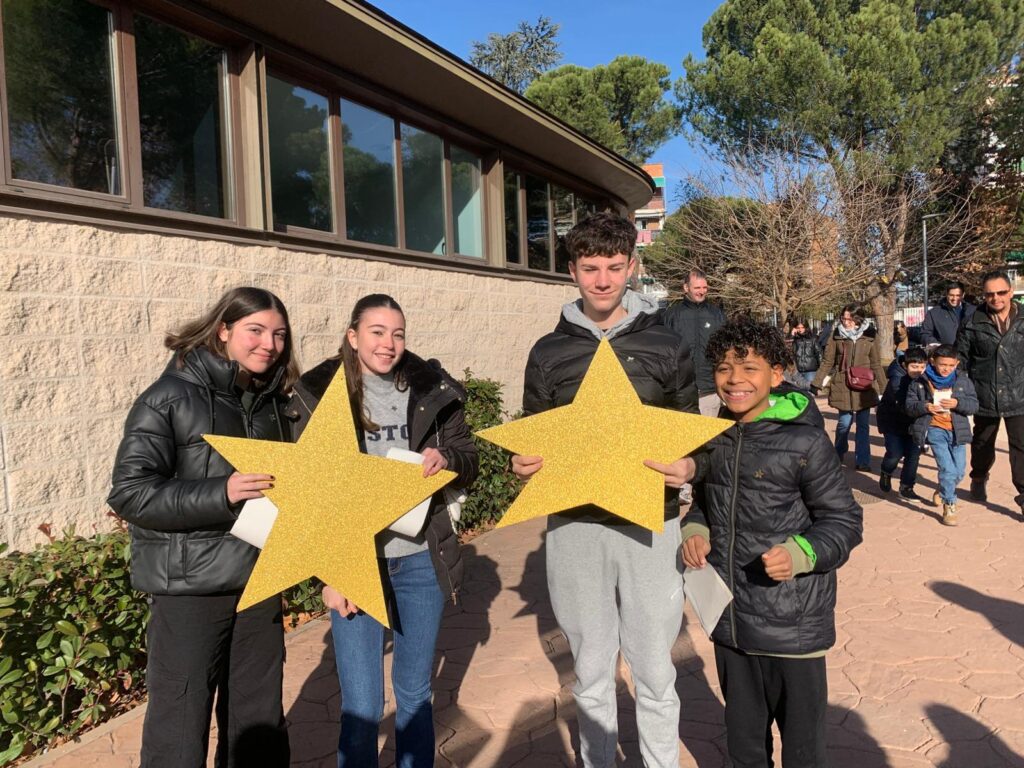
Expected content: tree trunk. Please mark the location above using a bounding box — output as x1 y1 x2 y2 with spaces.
869 287 897 364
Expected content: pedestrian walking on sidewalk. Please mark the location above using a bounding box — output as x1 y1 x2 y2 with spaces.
956 270 1024 518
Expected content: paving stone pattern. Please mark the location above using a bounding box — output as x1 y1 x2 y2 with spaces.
26 414 1024 767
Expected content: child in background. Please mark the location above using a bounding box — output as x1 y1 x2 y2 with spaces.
683 319 863 768
877 347 928 501
905 344 979 526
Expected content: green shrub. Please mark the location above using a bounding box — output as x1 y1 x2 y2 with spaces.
459 370 521 531
0 530 148 764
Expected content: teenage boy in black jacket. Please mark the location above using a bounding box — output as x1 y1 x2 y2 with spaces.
512 212 698 768
682 320 863 768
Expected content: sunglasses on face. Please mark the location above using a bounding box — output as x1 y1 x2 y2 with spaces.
983 289 1011 298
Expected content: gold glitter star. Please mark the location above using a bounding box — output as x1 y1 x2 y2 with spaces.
204 368 454 626
476 337 732 532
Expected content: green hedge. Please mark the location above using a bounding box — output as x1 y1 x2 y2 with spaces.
0 370 518 762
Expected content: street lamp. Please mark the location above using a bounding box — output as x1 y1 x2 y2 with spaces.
921 212 945 320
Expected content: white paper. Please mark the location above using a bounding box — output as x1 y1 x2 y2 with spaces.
682 564 733 638
231 496 278 549
385 448 432 537
933 388 952 413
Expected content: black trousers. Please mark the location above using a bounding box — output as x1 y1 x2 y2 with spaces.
140 593 289 768
970 414 1024 505
714 644 828 768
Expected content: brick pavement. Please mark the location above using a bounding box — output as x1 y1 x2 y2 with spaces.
25 414 1024 767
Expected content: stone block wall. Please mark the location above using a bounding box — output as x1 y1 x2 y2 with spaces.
0 214 577 552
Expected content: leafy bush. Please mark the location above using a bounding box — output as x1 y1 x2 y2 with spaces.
0 532 148 764
459 370 521 531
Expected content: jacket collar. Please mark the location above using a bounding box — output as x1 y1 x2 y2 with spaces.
170 346 284 396
296 351 464 404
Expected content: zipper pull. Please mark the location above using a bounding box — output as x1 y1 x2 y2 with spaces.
451 590 458 605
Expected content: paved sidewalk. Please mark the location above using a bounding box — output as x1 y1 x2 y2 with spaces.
27 413 1024 767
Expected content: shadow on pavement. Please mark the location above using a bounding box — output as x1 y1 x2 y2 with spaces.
929 581 1024 647
924 704 1024 766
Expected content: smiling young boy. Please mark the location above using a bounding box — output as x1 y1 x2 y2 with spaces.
512 212 698 768
681 319 863 768
905 344 979 526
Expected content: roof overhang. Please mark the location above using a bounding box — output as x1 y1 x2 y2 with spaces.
190 0 656 210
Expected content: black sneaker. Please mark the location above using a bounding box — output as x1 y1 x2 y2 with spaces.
879 473 892 493
856 464 871 472
970 479 987 502
900 488 924 502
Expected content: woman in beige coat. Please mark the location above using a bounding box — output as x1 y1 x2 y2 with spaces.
812 304 888 470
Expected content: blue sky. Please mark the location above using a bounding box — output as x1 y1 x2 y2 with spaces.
371 0 725 210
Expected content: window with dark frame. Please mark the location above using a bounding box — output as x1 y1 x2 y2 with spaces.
2 0 122 196
0 0 609 274
134 14 230 218
266 73 332 232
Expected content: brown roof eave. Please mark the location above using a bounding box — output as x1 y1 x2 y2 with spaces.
189 0 657 209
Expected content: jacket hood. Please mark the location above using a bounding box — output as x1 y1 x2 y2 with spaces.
750 390 817 426
295 351 465 404
560 289 659 341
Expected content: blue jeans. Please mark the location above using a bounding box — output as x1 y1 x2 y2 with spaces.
330 549 445 768
928 426 967 505
800 370 816 386
881 433 920 490
835 409 871 466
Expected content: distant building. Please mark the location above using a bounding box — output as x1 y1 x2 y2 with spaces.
634 163 667 250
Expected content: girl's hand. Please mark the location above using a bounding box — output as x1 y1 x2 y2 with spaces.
322 585 358 616
226 472 274 504
421 448 449 477
682 535 711 568
511 455 543 481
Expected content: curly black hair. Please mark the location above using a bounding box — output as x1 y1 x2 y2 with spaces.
706 318 793 369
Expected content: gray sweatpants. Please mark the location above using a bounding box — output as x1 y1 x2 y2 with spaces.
546 517 684 768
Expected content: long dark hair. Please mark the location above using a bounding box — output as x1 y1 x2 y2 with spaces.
339 294 407 431
165 286 300 392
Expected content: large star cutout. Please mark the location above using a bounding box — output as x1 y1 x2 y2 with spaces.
476 337 732 532
204 367 455 626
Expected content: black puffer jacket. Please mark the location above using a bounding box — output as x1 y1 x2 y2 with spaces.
660 298 726 392
524 309 698 524
687 393 863 655
285 353 478 602
791 333 822 373
108 347 289 595
876 359 914 436
956 305 1024 418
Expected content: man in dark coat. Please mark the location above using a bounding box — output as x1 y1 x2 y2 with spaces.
956 270 1024 516
661 268 726 417
922 280 976 346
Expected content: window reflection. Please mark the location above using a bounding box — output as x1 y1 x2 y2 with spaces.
552 185 574 274
266 75 331 231
401 124 445 254
451 144 482 258
525 174 550 271
2 0 121 194
135 15 228 217
504 170 521 264
341 99 396 246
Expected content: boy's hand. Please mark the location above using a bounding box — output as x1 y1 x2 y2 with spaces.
762 546 793 581
940 397 958 409
926 403 944 414
682 534 711 568
511 454 543 482
643 456 696 488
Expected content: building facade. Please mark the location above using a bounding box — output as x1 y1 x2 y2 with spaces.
0 0 654 551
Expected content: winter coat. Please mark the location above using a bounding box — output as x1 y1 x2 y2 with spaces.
812 324 888 412
524 311 698 525
660 298 726 392
285 353 478 602
686 392 863 655
921 300 976 347
905 371 979 447
876 359 915 436
108 347 290 595
956 305 1024 418
792 333 822 373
